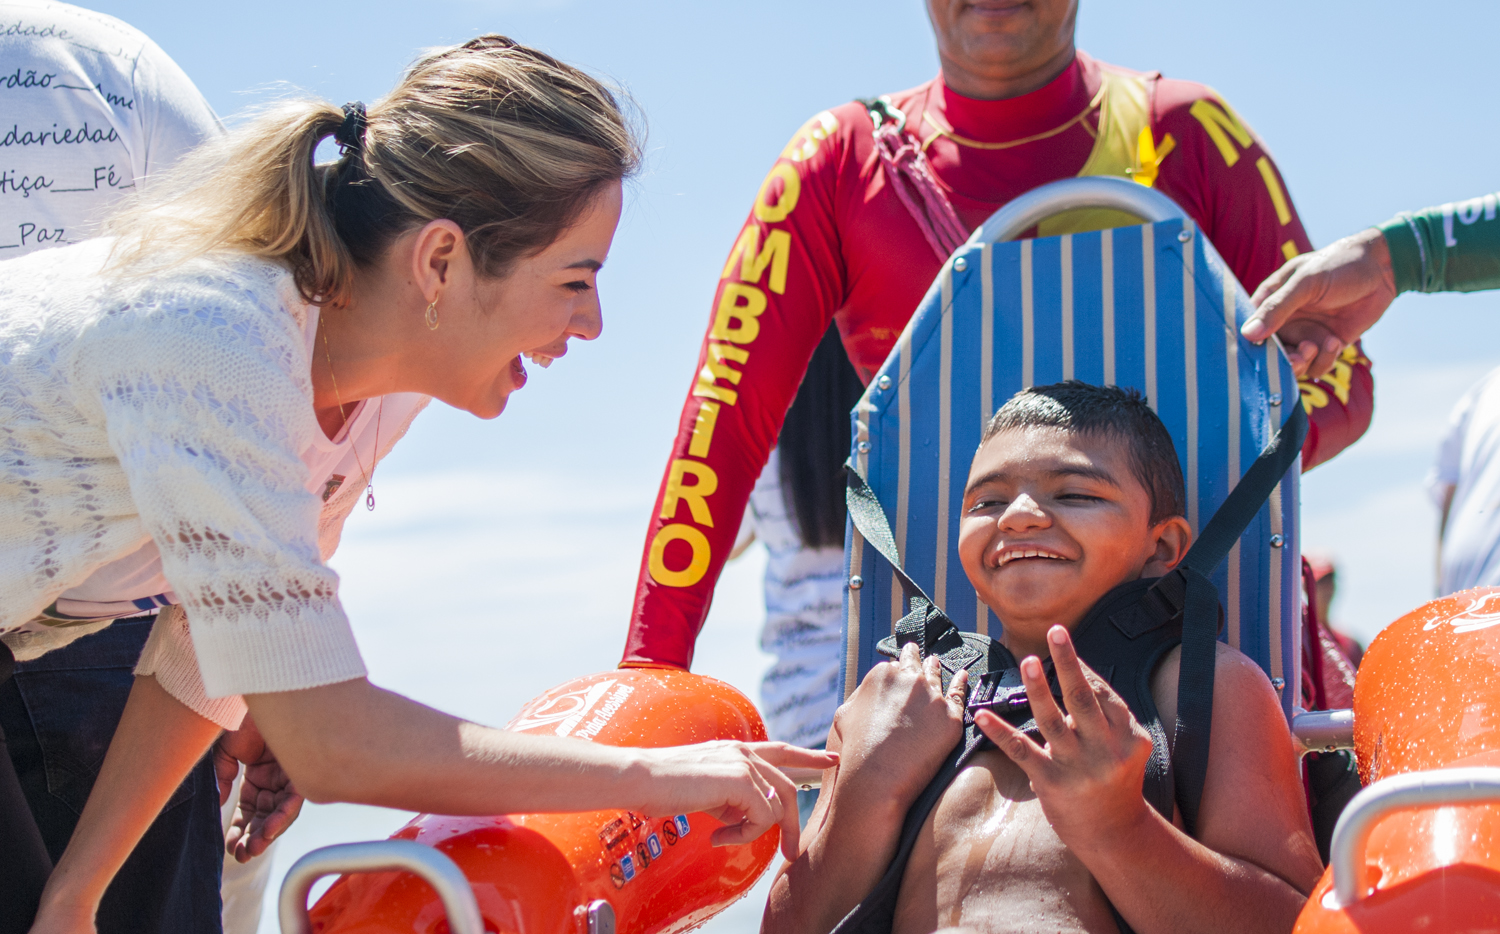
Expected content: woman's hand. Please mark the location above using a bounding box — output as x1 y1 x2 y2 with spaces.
631 740 837 860
214 714 304 862
1242 227 1397 379
828 643 968 809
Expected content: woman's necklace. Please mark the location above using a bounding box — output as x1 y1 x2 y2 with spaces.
319 315 383 512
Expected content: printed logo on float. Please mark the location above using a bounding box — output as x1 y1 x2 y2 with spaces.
1425 591 1500 635
510 679 616 736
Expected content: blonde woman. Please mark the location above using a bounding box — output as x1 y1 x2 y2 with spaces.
0 35 832 934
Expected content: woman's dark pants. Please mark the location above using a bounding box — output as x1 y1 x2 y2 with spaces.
0 617 223 934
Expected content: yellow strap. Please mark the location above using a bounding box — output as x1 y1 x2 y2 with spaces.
1132 127 1176 189
1036 70 1175 238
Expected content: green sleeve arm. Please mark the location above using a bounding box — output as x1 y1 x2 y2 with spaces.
1378 193 1500 294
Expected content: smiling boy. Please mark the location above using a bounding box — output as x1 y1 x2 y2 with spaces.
764 382 1322 934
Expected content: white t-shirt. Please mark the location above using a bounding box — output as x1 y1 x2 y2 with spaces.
1431 366 1500 594
1 0 220 621
743 450 846 748
0 0 221 256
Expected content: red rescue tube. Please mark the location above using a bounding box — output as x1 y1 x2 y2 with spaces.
306 669 780 934
1294 588 1500 934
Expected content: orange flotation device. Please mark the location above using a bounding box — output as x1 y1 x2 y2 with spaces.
304 669 780 934
1295 588 1500 933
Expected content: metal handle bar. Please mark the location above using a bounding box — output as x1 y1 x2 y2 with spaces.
1330 766 1500 907
966 175 1190 246
1291 708 1355 754
279 839 484 934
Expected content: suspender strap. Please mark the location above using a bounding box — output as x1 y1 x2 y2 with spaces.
846 462 985 686
1149 400 1308 834
1183 400 1307 579
845 458 930 611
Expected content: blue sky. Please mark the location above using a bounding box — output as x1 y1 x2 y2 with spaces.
73 0 1500 928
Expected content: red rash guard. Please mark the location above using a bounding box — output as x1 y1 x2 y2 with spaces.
623 51 1373 670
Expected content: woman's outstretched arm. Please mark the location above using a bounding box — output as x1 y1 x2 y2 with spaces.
247 678 834 853
29 673 834 934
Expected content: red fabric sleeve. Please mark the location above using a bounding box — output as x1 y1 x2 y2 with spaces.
1151 79 1373 470
621 111 851 669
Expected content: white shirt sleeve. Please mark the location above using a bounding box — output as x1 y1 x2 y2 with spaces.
134 604 248 729
79 268 366 699
1430 376 1486 506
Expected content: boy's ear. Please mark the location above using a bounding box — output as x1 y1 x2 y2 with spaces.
1142 516 1193 577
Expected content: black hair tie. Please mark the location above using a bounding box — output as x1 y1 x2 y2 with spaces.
335 101 367 156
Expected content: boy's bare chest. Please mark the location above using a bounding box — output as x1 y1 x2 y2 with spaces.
892 750 1120 934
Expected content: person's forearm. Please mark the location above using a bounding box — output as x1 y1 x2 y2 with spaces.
251 678 837 865
36 675 221 917
249 679 664 813
762 775 910 934
1380 193 1500 294
1077 804 1308 934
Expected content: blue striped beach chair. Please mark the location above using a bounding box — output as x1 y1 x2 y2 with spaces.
841 177 1304 720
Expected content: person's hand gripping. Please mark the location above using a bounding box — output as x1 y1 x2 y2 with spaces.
1241 228 1396 379
974 626 1153 851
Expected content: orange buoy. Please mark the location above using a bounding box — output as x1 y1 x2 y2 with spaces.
306 669 780 934
1294 588 1500 934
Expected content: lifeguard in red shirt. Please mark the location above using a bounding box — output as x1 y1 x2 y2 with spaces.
624 0 1372 670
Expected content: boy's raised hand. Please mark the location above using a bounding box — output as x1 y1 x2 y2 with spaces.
975 625 1153 850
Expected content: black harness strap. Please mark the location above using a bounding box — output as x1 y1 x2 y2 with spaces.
846 464 998 689
1137 399 1307 834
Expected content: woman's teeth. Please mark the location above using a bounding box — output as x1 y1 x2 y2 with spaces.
524 352 554 369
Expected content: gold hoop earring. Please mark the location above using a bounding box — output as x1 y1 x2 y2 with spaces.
425 300 439 330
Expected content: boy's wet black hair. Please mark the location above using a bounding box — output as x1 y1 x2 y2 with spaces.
981 381 1187 526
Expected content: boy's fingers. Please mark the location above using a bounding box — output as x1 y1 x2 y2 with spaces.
1095 678 1136 732
1019 656 1072 748
1045 626 1107 736
975 709 1048 776
899 641 923 672
924 654 944 694
946 668 970 716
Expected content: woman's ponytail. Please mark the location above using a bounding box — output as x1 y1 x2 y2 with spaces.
108 35 641 308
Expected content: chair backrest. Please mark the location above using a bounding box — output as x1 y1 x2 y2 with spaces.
841 179 1303 719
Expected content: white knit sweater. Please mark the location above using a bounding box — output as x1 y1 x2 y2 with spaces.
0 240 427 727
